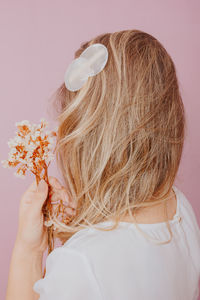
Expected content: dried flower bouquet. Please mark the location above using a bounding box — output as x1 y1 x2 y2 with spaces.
1 118 66 255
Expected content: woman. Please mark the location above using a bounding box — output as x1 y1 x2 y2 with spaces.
6 30 200 300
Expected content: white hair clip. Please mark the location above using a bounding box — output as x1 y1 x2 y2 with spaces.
64 43 108 92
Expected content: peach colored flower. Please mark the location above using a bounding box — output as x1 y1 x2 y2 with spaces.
1 120 77 256
1 118 57 181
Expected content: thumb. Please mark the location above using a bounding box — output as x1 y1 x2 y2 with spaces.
20 179 49 210
37 179 48 193
36 179 49 204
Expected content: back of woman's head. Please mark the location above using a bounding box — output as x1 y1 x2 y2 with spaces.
52 29 185 244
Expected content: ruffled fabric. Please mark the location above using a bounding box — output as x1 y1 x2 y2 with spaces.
33 185 200 300
33 247 103 300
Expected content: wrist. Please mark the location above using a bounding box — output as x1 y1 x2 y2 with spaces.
13 240 44 258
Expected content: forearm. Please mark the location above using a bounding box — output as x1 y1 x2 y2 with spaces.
6 242 43 300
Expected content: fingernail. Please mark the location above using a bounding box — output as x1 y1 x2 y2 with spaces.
71 201 76 209
38 179 46 191
66 207 75 215
65 194 69 204
54 180 62 189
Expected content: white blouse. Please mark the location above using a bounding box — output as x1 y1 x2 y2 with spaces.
33 185 200 300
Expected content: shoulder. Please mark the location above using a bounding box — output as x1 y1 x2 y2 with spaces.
62 225 122 254
62 223 137 250
175 185 200 231
33 226 128 299
33 238 103 299
61 222 149 264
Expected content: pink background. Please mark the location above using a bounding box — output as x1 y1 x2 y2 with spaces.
0 0 199 298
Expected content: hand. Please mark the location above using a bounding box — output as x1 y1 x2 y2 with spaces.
15 179 49 254
49 176 77 217
15 176 77 254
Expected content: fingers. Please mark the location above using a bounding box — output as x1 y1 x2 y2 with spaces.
49 176 62 190
48 176 77 218
21 179 48 205
27 179 38 192
48 176 77 209
51 188 69 204
50 186 77 210
37 179 48 194
24 179 49 196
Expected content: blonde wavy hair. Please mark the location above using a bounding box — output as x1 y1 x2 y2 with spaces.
50 29 185 245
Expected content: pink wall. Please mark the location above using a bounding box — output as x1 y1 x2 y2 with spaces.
0 0 199 298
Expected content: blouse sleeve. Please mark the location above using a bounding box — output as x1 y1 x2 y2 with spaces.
33 246 102 300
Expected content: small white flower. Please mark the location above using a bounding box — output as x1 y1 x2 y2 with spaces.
18 158 25 163
10 148 17 154
40 132 45 139
3 118 56 179
35 157 40 163
7 140 15 148
8 154 16 162
40 118 48 127
27 162 34 169
1 160 11 168
45 153 54 164
15 120 30 127
44 219 54 227
45 130 51 135
14 170 25 179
